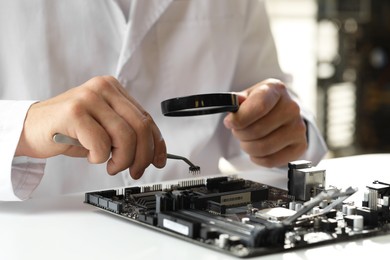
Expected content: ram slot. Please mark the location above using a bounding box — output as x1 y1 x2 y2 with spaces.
173 209 266 247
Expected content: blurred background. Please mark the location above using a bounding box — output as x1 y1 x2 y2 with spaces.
265 0 390 158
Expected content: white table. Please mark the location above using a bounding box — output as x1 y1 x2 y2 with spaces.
1 154 390 259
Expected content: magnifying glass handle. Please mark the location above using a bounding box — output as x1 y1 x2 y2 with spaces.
161 92 239 116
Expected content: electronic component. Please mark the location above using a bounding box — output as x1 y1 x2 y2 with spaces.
84 161 390 258
166 153 200 175
288 160 326 201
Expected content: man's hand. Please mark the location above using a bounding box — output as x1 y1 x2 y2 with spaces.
15 76 167 179
223 79 307 167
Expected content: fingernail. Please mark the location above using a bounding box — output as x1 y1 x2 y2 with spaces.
131 168 143 180
155 153 167 167
134 171 142 180
224 116 233 129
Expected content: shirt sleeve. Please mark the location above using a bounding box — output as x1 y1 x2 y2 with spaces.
286 89 328 165
0 100 45 201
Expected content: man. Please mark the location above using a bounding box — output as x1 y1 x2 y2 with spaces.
0 0 327 201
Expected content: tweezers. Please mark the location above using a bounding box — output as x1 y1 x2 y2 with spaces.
52 133 200 174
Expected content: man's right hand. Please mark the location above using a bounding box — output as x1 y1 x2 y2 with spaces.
15 76 167 179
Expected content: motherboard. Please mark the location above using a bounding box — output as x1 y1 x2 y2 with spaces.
84 160 390 258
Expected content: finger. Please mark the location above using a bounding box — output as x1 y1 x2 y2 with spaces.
67 85 138 173
224 84 282 130
54 141 89 158
67 111 112 163
51 95 112 162
109 101 156 179
151 125 167 169
231 98 301 141
231 119 273 142
85 76 163 178
106 127 136 175
235 92 247 105
250 143 308 168
84 96 138 175
98 76 166 177
128 112 155 179
239 117 307 159
98 81 155 178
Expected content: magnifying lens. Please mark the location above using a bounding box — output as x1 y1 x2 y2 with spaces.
161 93 239 116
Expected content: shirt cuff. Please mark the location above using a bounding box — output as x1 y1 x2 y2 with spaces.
299 106 328 165
11 157 46 200
286 89 328 165
0 100 45 201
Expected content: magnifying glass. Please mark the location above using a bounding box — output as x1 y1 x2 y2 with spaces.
161 93 239 116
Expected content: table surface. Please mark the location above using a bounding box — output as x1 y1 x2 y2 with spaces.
1 154 390 259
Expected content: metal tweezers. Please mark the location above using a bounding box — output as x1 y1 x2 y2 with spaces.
52 133 200 174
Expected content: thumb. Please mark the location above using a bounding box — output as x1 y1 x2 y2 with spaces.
234 91 248 105
223 92 247 129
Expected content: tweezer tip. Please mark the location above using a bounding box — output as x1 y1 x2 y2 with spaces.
189 166 201 175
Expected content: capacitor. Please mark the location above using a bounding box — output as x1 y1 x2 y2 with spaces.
312 206 321 215
219 234 230 248
314 217 321 230
319 201 328 209
344 215 364 232
350 215 364 232
342 204 348 215
362 191 369 207
289 201 296 210
347 205 356 215
321 218 338 232
295 203 303 211
228 236 241 246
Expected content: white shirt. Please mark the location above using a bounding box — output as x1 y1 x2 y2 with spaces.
0 0 327 201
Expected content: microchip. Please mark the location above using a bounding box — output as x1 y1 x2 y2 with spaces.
255 207 296 222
